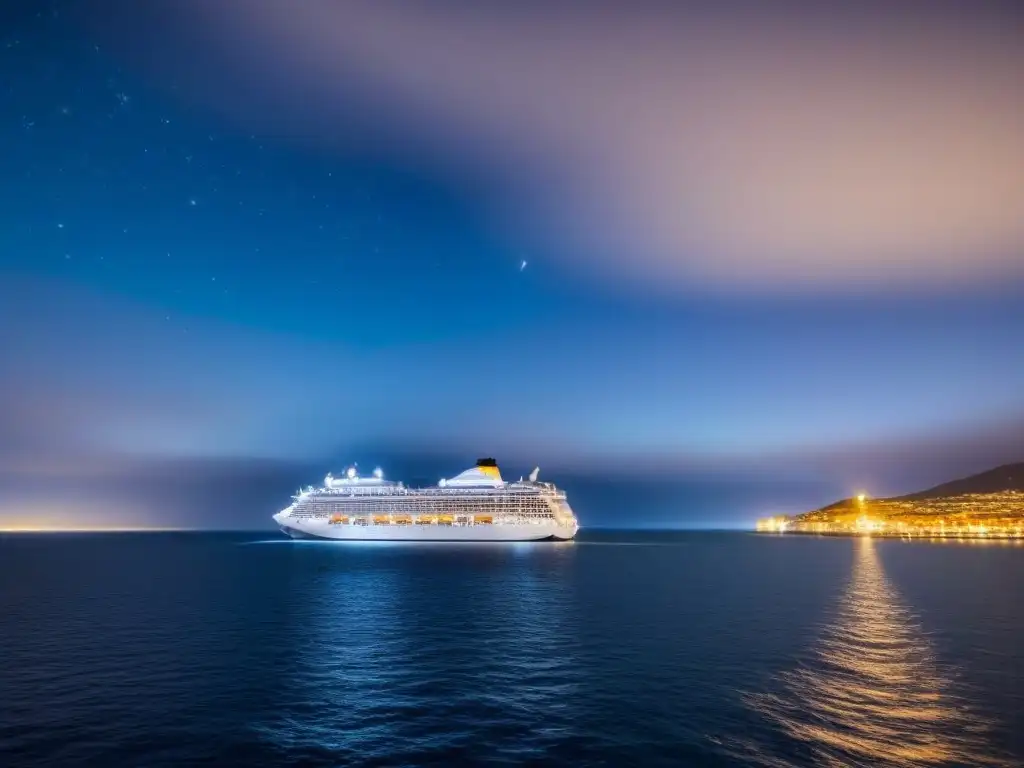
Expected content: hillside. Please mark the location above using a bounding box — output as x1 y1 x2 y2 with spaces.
894 463 1024 501
804 462 1024 516
758 462 1024 537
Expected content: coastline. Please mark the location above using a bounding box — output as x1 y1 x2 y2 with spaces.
755 530 1024 541
756 480 1024 540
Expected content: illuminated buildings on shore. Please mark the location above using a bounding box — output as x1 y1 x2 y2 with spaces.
757 491 1024 538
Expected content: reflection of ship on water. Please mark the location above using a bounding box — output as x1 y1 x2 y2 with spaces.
743 538 1005 767
253 546 581 762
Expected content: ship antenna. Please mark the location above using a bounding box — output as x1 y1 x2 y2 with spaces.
529 467 540 482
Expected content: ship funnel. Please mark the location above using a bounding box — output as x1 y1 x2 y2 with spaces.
474 457 503 483
529 467 540 483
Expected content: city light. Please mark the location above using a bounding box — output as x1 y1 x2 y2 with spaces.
756 491 1024 539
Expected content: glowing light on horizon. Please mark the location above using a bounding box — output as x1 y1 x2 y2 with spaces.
0 525 197 533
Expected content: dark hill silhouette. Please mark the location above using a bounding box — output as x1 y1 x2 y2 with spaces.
894 462 1024 500
803 462 1024 516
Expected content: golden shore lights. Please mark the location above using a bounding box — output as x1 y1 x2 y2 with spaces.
757 491 1024 538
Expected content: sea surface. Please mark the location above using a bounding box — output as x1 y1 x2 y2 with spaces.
2 530 1023 767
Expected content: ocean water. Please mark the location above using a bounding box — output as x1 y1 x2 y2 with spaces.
2 530 1023 767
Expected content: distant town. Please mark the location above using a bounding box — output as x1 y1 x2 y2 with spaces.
757 463 1024 539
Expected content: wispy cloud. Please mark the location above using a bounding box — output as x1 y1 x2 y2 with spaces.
134 0 1024 294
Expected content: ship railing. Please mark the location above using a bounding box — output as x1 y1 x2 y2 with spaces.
310 486 565 499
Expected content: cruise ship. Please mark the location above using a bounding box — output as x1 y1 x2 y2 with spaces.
273 459 579 541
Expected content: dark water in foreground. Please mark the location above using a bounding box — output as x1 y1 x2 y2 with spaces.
2 531 1023 767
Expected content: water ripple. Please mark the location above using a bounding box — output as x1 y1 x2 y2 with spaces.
2 531 1021 766
736 537 1011 768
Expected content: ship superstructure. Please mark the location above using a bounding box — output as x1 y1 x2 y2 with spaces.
273 459 579 541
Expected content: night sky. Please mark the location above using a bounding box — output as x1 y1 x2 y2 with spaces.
2 1 1023 530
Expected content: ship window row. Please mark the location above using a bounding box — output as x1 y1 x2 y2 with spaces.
291 498 561 519
296 505 556 517
296 516 557 520
302 501 553 511
304 497 553 508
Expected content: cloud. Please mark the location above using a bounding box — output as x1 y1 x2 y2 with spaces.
0 278 616 468
666 413 1024 500
4 275 1023 478
4 415 1020 530
122 0 1024 294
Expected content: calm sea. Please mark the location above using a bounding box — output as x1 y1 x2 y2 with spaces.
2 531 1022 767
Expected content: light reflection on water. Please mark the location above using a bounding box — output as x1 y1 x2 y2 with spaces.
743 537 1007 767
252 545 581 763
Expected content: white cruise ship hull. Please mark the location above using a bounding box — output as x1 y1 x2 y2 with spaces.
275 515 577 542
274 460 579 541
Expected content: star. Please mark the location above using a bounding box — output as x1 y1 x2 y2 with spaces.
189 199 197 206
520 260 528 271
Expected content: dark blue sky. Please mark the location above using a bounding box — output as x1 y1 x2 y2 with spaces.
2 1 1023 530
